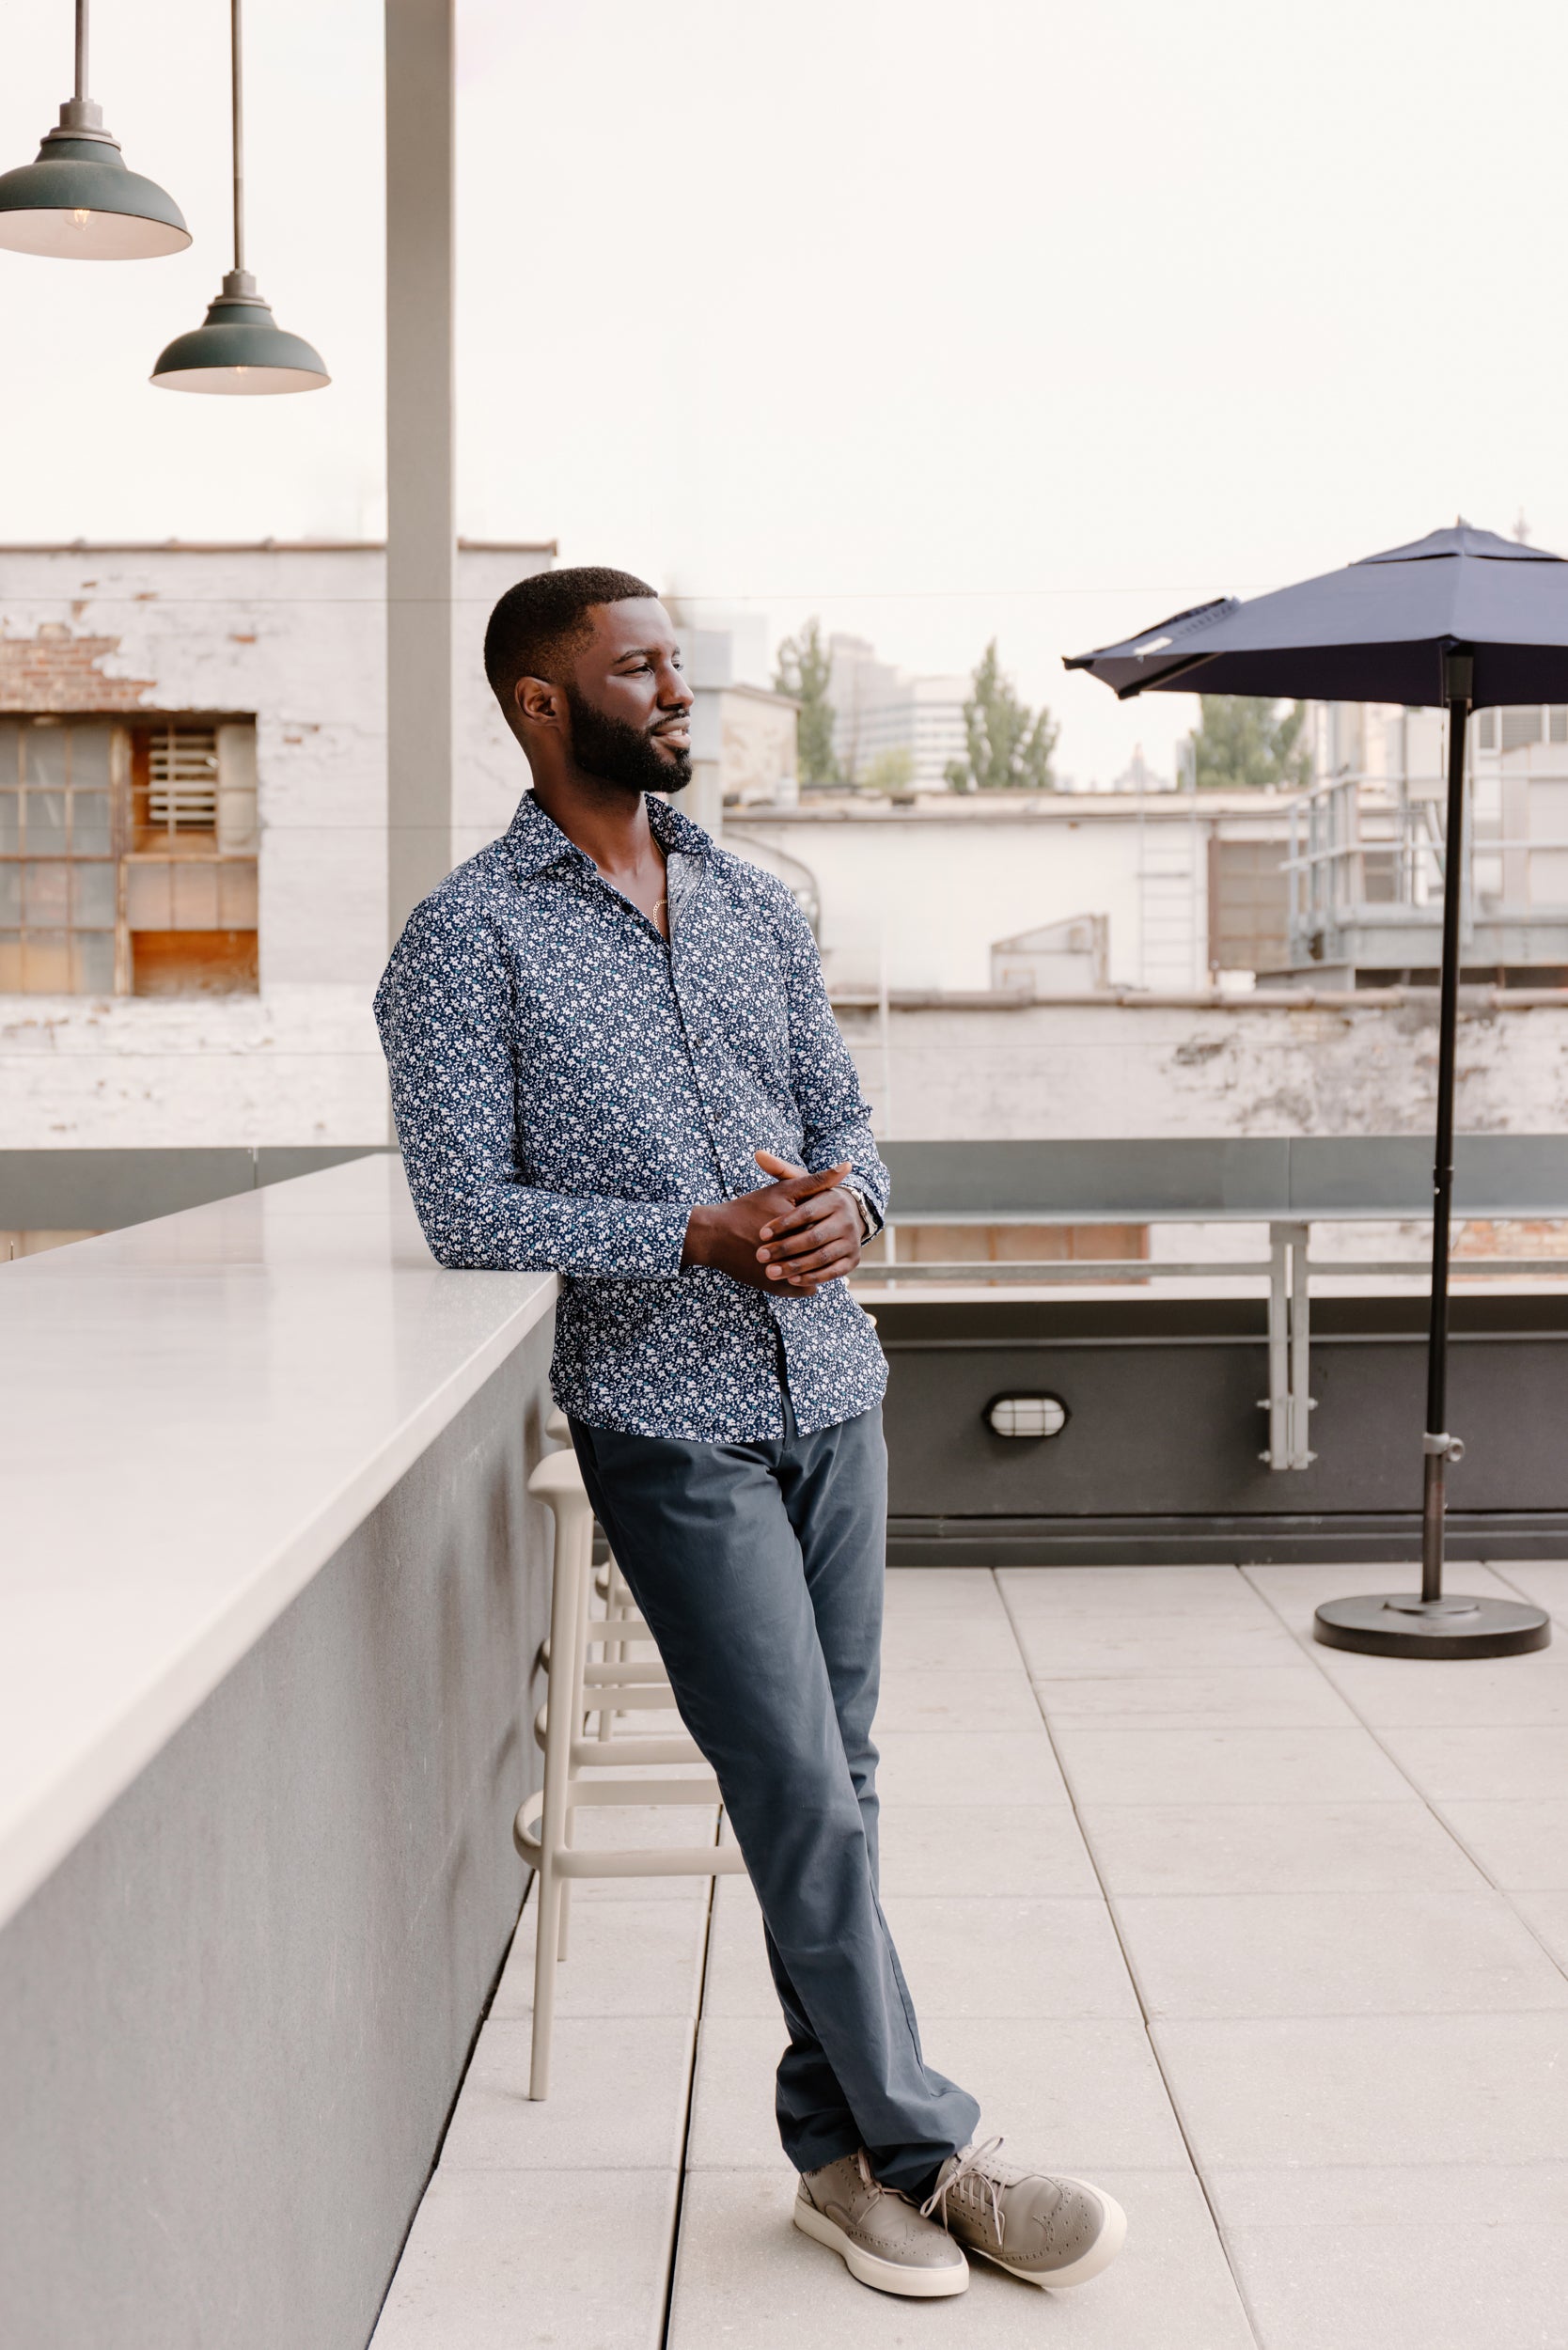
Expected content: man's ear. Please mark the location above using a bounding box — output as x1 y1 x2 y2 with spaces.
515 674 563 731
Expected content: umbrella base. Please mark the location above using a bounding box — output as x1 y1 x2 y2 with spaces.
1312 1593 1551 1659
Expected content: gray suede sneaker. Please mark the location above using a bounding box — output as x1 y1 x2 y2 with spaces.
794 2150 970 2297
921 2138 1126 2289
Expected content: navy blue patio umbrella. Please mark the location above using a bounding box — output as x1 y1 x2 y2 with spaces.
1067 524 1557 1658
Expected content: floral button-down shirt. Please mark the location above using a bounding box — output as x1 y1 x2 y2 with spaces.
374 790 889 1441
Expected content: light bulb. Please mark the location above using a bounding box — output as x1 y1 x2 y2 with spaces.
71 209 92 229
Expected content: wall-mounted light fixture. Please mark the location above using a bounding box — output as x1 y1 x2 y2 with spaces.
0 0 190 259
150 0 327 395
986 1395 1069 1439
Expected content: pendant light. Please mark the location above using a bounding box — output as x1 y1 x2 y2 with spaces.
0 0 190 258
150 0 328 395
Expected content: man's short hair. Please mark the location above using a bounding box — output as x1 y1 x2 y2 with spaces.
483 566 657 714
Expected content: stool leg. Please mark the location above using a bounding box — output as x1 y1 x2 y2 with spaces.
529 1487 586 2100
557 1487 595 1966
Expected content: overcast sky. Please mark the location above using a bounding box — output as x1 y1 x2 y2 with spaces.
3 0 1566 784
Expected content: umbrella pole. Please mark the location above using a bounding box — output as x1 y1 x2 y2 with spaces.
1313 649 1547 1658
1419 656 1472 1601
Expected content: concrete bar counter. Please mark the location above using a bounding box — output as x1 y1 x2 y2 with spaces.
0 1156 557 2347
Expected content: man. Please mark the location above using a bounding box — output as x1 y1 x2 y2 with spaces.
375 567 1125 2299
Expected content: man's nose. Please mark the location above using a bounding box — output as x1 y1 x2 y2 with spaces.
659 663 695 713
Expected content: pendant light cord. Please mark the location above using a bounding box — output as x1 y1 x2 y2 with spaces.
230 0 245 274
74 0 88 102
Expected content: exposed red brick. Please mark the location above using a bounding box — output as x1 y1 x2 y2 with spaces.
0 628 156 713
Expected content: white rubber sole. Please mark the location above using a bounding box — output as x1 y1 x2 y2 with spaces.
793 2198 970 2298
966 2179 1128 2290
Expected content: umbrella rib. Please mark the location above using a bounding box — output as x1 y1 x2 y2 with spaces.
1114 650 1217 700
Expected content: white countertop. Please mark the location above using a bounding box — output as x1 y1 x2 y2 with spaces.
0 1156 557 1932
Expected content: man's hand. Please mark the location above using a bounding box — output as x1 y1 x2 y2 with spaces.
682 1151 864 1294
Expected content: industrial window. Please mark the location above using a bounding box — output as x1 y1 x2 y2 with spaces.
1208 837 1290 976
0 715 259 998
1501 708 1544 753
0 719 118 993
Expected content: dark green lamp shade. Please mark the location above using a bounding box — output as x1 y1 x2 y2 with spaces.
151 273 329 396
0 132 190 259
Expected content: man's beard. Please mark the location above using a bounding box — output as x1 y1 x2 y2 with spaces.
564 685 692 795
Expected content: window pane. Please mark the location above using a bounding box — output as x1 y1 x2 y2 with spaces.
70 726 113 787
71 862 117 929
72 932 116 994
23 790 67 853
0 797 18 854
0 931 20 992
23 862 69 925
22 727 68 789
0 868 19 923
71 791 112 854
0 721 19 784
21 932 71 992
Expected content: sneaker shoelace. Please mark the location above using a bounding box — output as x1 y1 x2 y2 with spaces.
919 2135 1010 2246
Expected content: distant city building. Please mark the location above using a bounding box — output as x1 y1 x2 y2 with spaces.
1279 698 1568 985
666 606 800 827
826 634 968 791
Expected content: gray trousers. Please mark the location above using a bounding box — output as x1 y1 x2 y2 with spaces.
569 1399 980 2196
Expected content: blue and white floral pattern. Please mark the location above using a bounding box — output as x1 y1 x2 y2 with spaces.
375 791 889 1440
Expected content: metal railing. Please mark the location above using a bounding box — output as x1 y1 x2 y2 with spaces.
853 1198 1568 1472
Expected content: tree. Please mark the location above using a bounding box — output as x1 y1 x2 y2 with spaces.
860 745 915 793
1185 695 1310 791
774 617 839 788
945 640 1059 791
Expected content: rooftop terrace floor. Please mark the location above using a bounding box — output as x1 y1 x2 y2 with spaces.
371 1560 1568 2350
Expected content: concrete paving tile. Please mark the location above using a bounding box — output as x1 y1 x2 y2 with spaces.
1378 1725 1568 1802
1309 1649 1568 1728
1205 2161 1568 2229
1053 1724 1413 1807
877 1802 1101 1898
686 2014 1189 2174
873 1666 1042 1734
1217 2216 1568 2350
931 2015 1191 2171
439 2014 695 2172
368 2166 675 2350
1078 1800 1484 1896
877 1613 1027 1671
999 1565 1266 1616
684 2013 788 2170
874 1729 1071 1808
1513 1888 1568 1971
493 1895 708 2019
700 1862 1123 2028
884 1567 1008 1616
1485 1559 1568 1626
1436 1800 1568 1889
1115 1889 1568 2019
1243 1559 1521 1637
1011 1611 1306 1678
666 2167 1256 2350
1152 2013 1568 2168
698 1874 776 2020
881 1895 1139 2020
1034 1666 1353 1730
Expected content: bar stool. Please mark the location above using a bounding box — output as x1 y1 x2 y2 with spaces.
514 1431 745 2098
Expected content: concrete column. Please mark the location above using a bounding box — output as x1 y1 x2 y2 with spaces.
385 0 456 944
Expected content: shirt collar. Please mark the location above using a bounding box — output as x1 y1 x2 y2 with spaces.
501 790 713 881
